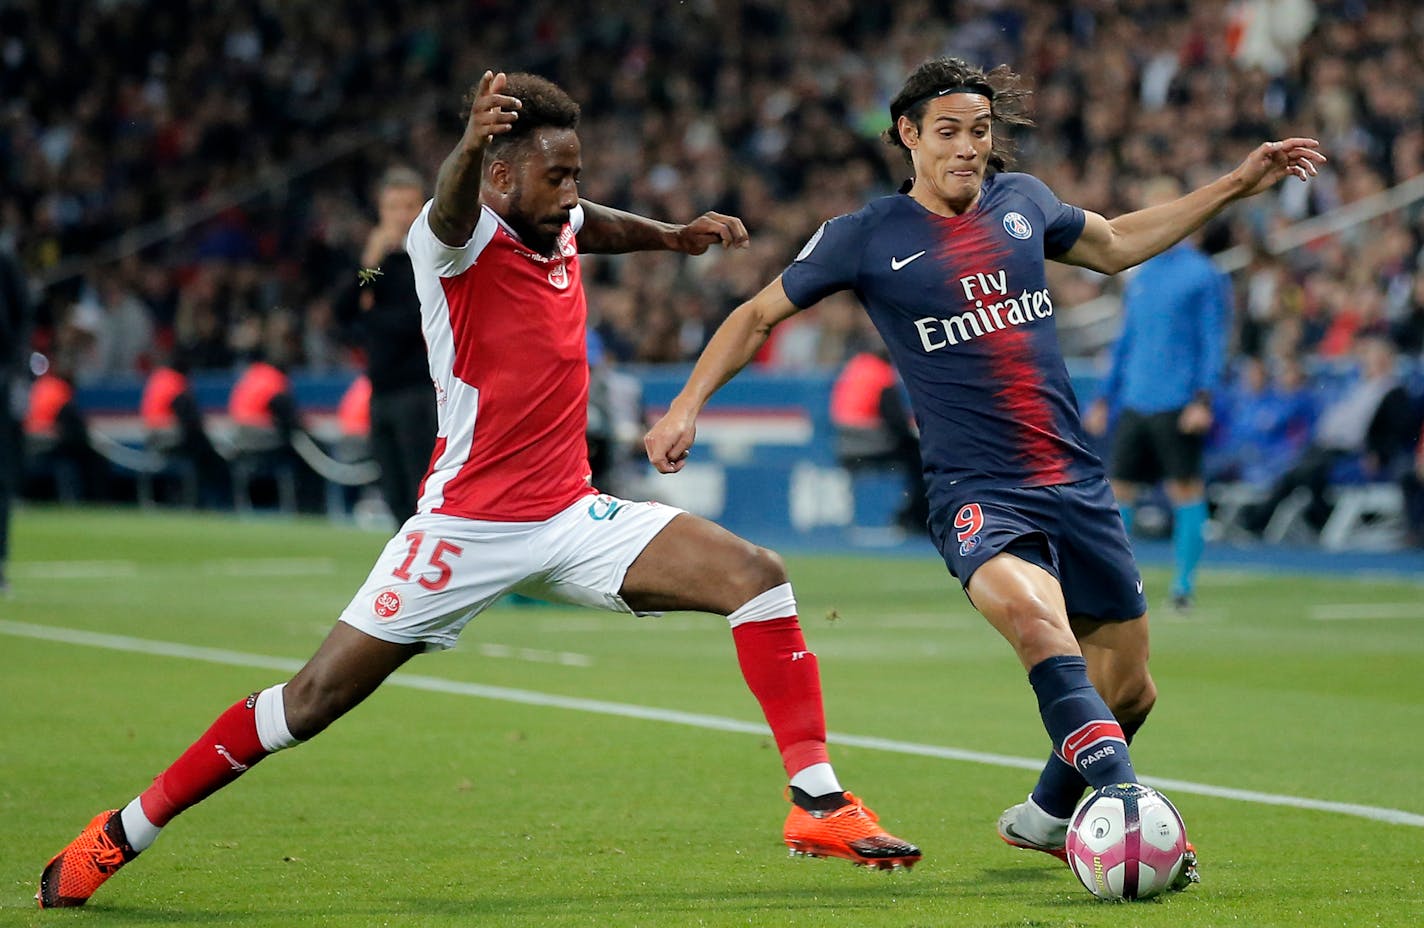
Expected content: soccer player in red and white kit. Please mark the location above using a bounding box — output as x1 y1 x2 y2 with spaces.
37 71 920 909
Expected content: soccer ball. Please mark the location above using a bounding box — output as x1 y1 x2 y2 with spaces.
1064 783 1189 900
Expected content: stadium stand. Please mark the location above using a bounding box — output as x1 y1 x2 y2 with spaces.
3 1 1422 546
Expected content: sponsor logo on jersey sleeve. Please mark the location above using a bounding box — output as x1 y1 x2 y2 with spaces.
795 221 827 261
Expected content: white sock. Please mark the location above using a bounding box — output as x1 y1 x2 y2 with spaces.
120 797 162 853
254 683 299 752
1019 795 1070 844
789 762 843 798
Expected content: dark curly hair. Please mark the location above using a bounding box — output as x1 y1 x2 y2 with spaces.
882 57 1033 173
463 72 581 159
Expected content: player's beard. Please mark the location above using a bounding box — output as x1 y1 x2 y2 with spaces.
507 188 562 257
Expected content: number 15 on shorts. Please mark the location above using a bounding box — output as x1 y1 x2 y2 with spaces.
392 531 464 591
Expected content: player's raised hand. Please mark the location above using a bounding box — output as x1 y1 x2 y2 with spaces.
1231 138 1327 198
465 70 522 148
673 211 750 255
644 409 697 474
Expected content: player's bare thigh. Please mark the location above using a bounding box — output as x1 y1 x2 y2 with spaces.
965 550 1079 669
619 512 787 615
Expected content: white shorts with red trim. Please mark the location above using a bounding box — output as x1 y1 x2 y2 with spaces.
338 493 684 650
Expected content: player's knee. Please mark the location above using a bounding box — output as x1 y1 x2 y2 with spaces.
727 544 788 603
1005 603 1074 665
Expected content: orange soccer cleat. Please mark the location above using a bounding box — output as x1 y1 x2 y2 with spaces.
37 810 138 908
783 791 921 870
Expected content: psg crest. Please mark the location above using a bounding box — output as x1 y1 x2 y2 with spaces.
1003 211 1033 240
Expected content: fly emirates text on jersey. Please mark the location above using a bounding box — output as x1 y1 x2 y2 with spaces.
913 269 1054 352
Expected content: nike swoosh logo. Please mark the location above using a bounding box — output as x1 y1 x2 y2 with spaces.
890 250 927 271
1135 579 1144 594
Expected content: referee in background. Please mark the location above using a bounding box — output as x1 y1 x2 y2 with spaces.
1083 176 1230 612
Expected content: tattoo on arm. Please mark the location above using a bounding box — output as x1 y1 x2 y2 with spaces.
429 143 485 247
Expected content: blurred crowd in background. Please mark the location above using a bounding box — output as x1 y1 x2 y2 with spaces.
3 0 1424 539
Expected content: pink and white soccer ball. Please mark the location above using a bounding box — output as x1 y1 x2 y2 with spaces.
1065 783 1189 900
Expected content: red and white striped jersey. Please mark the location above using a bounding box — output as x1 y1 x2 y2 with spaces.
405 199 596 521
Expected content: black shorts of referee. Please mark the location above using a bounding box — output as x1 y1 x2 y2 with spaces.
1109 407 1204 484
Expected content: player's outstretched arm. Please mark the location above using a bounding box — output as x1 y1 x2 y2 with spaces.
1060 138 1326 275
428 71 522 247
577 201 749 255
644 277 801 474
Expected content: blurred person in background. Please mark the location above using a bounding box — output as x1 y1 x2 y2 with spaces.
0 249 32 594
228 349 298 446
74 263 155 383
584 329 647 499
1242 333 1417 535
336 166 438 525
829 328 927 533
140 350 228 507
1401 418 1424 547
1207 354 1316 491
1083 175 1230 612
22 360 100 503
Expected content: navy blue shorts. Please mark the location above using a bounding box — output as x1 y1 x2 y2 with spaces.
926 476 1147 622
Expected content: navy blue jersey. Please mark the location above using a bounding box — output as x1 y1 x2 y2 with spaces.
782 172 1101 489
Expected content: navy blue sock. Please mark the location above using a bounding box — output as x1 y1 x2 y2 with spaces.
1027 655 1136 808
1030 717 1145 819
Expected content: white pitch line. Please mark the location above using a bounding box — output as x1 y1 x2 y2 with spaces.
474 642 593 667
1309 603 1424 621
3 619 1421 828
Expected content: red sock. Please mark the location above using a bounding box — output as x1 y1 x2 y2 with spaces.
139 696 270 826
731 616 830 777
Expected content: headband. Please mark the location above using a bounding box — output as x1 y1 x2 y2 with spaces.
890 82 995 123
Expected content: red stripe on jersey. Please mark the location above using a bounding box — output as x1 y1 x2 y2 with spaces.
428 224 595 520
932 212 1069 485
988 326 1071 485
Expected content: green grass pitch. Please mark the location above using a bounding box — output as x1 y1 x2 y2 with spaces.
1 507 1421 926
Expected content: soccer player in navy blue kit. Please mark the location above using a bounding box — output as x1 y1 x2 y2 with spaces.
646 56 1323 874
1083 176 1231 612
